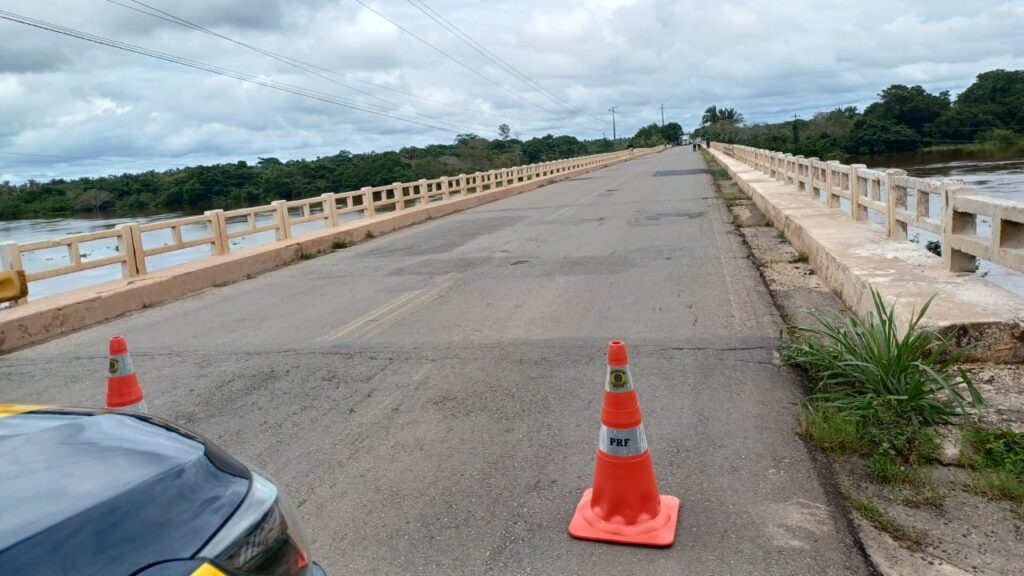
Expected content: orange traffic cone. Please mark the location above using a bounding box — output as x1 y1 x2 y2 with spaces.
569 340 679 546
106 335 148 413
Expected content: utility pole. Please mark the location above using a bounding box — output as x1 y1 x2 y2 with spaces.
660 104 665 127
608 106 617 140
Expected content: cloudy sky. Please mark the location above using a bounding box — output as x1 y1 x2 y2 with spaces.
1 0 1023 182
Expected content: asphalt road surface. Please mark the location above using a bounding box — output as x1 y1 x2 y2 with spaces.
2 148 871 575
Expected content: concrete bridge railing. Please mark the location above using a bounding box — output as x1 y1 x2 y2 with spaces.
715 143 1024 275
1 147 662 305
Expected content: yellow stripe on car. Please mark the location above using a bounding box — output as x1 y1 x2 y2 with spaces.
0 404 45 420
191 562 227 576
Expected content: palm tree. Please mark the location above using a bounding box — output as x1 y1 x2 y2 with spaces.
701 105 719 126
718 108 745 124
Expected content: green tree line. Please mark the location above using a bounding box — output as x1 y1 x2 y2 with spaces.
693 69 1024 158
629 122 684 147
0 131 630 219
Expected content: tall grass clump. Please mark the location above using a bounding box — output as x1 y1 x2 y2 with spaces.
786 288 982 465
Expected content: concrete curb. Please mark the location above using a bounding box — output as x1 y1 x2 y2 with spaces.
707 148 1024 363
0 151 658 354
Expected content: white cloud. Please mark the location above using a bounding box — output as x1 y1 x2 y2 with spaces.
0 0 1022 181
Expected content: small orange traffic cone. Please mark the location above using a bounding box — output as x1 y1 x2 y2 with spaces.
569 340 679 546
106 335 148 413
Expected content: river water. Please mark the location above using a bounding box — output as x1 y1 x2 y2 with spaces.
2 147 1023 302
851 146 1024 295
852 146 1024 201
0 209 351 301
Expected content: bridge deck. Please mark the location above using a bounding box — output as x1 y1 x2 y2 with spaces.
1 148 869 574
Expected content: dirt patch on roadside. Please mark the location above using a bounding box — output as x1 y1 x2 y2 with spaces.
964 365 1024 433
704 150 1024 576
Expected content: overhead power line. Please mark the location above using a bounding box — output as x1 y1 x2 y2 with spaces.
348 0 600 134
405 0 606 129
106 0 503 133
112 0 538 127
0 151 86 161
109 0 402 108
0 8 474 134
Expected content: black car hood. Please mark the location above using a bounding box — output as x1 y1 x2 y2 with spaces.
0 409 249 576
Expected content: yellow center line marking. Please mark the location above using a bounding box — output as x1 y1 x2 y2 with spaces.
324 289 427 341
356 276 456 341
324 274 456 342
544 188 607 221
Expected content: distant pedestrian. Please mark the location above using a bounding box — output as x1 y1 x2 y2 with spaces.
704 138 711 149
692 141 697 152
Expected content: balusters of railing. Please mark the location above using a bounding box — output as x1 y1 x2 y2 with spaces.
391 182 403 210
810 160 818 194
915 181 932 225
319 194 337 226
804 158 816 198
944 185 980 272
792 156 805 194
121 223 144 275
438 176 450 200
359 187 375 218
203 210 228 255
849 165 866 220
885 169 908 240
990 193 1024 273
271 200 291 240
823 161 837 208
1 242 22 274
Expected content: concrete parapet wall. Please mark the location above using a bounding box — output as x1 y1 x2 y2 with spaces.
708 147 1024 363
714 143 1024 276
0 147 663 353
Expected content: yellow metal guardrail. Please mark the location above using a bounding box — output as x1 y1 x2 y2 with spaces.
0 270 28 303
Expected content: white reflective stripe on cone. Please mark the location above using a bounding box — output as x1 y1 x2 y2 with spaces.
109 354 135 377
604 365 634 393
598 423 648 457
113 400 148 414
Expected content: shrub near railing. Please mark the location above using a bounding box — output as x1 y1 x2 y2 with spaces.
0 147 661 305
715 143 1024 275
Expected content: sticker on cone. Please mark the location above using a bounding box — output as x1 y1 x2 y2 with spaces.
106 335 148 414
568 340 679 547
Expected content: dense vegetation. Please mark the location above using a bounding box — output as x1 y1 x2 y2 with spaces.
0 123 675 219
694 69 1024 159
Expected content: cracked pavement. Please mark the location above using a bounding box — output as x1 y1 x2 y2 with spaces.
1 148 871 575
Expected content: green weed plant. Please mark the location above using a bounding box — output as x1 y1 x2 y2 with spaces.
786 289 981 430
